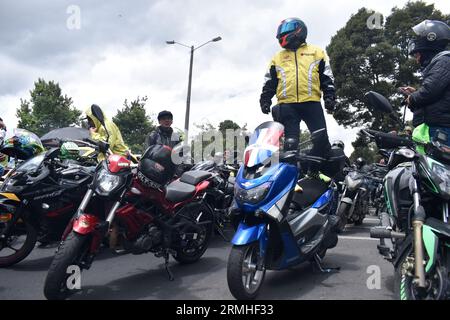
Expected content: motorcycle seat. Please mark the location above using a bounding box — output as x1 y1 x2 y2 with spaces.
292 177 329 209
180 170 212 185
165 180 196 203
426 217 450 238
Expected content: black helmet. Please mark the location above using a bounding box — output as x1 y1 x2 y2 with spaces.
355 157 366 169
138 144 176 187
332 140 345 150
408 20 450 56
276 18 307 50
157 110 173 121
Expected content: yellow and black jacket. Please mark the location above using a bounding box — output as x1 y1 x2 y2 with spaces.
260 44 336 106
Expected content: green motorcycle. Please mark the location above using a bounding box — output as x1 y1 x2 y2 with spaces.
365 91 450 300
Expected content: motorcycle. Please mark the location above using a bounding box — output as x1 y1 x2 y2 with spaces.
226 121 345 300
44 141 215 300
336 168 371 230
0 130 95 267
365 91 450 300
190 156 238 240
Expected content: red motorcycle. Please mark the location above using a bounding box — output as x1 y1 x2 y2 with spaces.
43 143 215 300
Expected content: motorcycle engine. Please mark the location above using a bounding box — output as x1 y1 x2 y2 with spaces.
128 224 162 254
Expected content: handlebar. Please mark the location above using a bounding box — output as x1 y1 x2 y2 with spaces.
361 129 415 149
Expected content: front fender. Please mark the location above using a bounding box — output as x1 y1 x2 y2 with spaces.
73 214 100 235
231 222 267 246
341 197 353 205
423 225 439 273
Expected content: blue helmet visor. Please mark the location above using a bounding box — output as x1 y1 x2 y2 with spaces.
277 21 299 38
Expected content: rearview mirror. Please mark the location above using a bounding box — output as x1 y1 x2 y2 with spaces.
91 104 106 127
364 91 393 113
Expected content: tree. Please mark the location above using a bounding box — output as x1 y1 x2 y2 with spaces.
349 133 379 163
191 120 249 163
16 78 81 136
112 96 155 154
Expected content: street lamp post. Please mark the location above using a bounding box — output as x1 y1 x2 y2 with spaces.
166 36 222 135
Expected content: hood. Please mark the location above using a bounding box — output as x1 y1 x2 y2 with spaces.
84 105 104 130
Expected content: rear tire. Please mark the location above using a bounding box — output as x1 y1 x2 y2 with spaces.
43 232 88 300
227 243 266 300
0 218 37 267
173 204 214 264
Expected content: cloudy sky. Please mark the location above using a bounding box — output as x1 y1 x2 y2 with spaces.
1 0 449 155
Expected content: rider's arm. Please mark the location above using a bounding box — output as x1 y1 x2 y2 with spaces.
318 52 336 101
409 59 450 109
260 60 278 107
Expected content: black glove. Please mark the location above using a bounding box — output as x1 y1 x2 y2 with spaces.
260 102 271 115
324 98 336 113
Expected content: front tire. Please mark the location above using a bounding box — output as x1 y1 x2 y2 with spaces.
0 217 37 267
336 203 349 232
227 243 266 300
394 248 448 300
43 232 88 300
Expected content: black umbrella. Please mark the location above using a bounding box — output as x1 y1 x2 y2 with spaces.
41 127 90 148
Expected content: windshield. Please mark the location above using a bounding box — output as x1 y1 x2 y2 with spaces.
15 153 45 173
244 121 284 167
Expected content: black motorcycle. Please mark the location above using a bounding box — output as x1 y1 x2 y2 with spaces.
0 146 95 267
190 157 238 240
336 167 372 230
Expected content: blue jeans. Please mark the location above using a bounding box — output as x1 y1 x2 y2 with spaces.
429 126 450 146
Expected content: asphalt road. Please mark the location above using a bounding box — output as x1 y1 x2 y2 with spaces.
0 215 395 300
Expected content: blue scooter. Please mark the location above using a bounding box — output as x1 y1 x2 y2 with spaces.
227 121 344 300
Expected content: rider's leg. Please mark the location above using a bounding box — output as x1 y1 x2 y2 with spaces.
279 103 301 151
298 102 331 174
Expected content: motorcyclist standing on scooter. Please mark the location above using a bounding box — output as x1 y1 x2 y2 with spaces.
259 18 336 178
401 20 450 145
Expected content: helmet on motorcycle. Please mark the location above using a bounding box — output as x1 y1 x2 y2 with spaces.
60 141 80 160
276 18 307 50
408 20 450 56
355 157 366 169
332 140 345 150
137 144 176 187
0 129 45 160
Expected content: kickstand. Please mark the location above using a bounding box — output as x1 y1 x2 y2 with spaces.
312 254 340 273
164 251 175 281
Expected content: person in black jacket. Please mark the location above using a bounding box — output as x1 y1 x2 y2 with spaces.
401 20 450 144
145 110 181 149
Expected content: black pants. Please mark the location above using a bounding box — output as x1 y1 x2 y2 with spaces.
278 101 331 172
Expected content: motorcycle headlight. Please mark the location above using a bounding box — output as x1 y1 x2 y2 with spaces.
431 163 450 196
234 182 272 204
97 169 122 193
